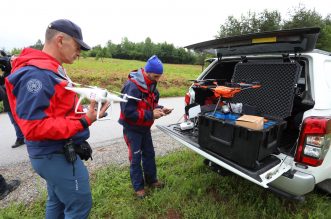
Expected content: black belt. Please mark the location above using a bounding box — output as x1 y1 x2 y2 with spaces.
53 151 65 154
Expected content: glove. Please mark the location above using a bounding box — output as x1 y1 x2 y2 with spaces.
74 141 93 161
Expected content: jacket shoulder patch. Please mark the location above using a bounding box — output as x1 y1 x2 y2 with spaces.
27 79 43 94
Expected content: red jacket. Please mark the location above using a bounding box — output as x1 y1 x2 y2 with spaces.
5 48 90 155
119 68 162 132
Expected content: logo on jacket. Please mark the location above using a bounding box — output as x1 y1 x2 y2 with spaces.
27 79 42 93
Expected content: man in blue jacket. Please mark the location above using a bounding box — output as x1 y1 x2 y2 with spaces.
119 55 173 198
6 19 109 218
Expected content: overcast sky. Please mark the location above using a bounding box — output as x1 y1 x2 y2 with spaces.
0 0 329 51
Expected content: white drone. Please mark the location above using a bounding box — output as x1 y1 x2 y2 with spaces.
65 82 140 120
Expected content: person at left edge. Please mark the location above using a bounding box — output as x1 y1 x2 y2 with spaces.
5 19 109 219
0 53 25 148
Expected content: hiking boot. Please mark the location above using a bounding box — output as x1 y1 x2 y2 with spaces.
11 139 25 148
0 179 20 200
0 189 9 200
135 189 146 199
149 180 165 189
7 179 20 192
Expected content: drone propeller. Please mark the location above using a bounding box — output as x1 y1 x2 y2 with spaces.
224 81 261 88
188 79 225 83
68 81 140 102
70 81 97 89
111 90 141 101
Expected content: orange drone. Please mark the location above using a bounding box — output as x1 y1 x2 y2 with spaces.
192 80 262 99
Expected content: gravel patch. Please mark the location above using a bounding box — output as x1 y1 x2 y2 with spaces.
0 131 183 208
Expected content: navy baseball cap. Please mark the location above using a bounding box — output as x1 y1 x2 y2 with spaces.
48 19 91 51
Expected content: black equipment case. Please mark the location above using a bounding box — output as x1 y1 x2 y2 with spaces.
198 61 301 169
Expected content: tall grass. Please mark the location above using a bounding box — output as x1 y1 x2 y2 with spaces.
1 149 331 218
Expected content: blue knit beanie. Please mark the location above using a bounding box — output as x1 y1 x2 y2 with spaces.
145 55 163 74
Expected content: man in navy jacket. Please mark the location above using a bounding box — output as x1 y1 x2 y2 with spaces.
6 19 109 218
119 55 173 198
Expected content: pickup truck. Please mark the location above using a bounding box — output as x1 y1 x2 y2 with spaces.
157 27 331 200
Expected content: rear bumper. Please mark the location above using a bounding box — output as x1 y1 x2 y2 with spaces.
269 170 315 196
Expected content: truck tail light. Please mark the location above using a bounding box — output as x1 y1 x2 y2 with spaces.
294 117 331 167
185 92 191 106
184 92 191 121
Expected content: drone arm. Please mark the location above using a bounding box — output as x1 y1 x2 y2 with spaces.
105 91 127 103
75 96 85 114
96 99 111 121
96 100 102 120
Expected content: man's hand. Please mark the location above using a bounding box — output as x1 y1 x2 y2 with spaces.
153 108 165 119
162 107 173 115
86 100 110 123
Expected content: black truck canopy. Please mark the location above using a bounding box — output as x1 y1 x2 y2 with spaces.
185 27 320 56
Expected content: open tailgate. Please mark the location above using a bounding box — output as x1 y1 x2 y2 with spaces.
157 123 293 188
185 27 320 56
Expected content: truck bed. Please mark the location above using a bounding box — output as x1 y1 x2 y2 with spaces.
157 123 284 184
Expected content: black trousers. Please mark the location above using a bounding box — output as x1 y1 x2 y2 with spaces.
0 174 7 194
0 85 10 112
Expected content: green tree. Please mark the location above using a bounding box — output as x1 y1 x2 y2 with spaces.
80 51 88 58
105 40 116 58
158 42 176 63
258 10 282 32
283 5 323 28
96 47 107 62
216 5 331 51
320 15 331 51
217 15 244 37
30 39 43 50
89 45 102 58
283 5 331 51
91 45 106 61
120 37 136 59
143 37 153 59
217 10 281 38
10 48 22 55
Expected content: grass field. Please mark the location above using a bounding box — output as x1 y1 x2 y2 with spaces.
1 149 331 218
65 57 202 97
0 57 202 113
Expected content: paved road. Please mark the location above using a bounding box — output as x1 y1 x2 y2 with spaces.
0 97 185 166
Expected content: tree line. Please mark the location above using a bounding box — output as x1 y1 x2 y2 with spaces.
216 5 331 51
82 37 201 64
9 5 331 65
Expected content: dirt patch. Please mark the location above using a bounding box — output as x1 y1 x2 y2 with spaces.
206 186 228 203
165 208 182 219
